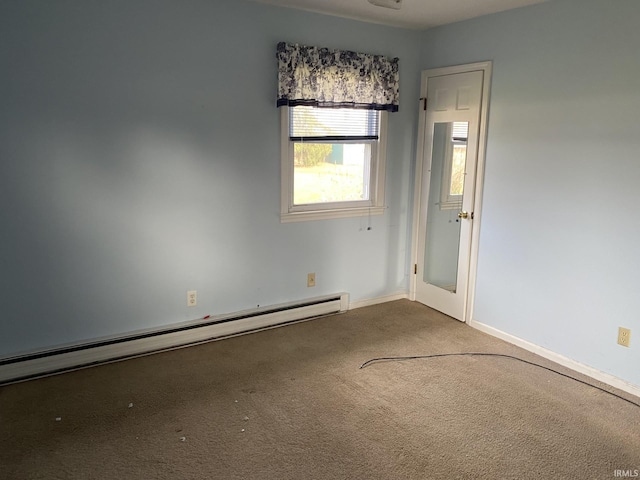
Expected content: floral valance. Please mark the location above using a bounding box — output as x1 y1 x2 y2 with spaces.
276 42 399 112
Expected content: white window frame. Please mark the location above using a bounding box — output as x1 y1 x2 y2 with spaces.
280 106 387 223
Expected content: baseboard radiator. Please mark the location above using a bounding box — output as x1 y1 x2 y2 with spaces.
0 293 349 385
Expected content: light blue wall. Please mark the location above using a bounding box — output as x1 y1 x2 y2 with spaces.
4 0 638 390
0 0 421 356
421 0 640 386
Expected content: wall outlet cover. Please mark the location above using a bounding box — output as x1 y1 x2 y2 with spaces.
187 290 197 307
617 327 631 347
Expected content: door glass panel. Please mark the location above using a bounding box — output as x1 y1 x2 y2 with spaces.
423 122 469 293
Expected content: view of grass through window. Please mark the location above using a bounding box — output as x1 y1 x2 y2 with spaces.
293 143 368 205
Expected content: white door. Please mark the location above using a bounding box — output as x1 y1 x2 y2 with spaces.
413 65 490 321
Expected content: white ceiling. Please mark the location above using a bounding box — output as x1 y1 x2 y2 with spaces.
254 0 548 29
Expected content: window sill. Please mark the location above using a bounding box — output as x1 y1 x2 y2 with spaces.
280 206 385 223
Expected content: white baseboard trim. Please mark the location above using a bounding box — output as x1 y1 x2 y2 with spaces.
0 293 349 385
349 292 409 310
470 319 640 399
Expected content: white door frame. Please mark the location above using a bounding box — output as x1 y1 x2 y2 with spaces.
410 61 492 324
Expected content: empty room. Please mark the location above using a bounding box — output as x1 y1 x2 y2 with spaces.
1 0 639 478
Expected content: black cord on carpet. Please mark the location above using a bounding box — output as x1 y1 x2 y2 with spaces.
359 352 640 409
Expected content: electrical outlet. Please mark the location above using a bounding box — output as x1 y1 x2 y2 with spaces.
187 290 197 307
307 273 316 287
618 327 631 347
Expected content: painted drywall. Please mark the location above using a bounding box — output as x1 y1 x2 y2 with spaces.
421 0 640 386
0 0 421 356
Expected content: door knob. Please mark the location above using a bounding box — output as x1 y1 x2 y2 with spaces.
458 211 469 219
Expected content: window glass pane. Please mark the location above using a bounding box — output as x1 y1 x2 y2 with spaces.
290 107 379 139
449 122 468 196
293 143 370 205
450 144 466 196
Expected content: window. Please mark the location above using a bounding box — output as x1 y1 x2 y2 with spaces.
280 106 387 222
276 42 398 222
439 121 468 210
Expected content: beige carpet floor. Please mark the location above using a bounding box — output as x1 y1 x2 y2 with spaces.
1 300 639 479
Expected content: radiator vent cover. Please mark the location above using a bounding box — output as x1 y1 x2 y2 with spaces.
0 293 349 385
